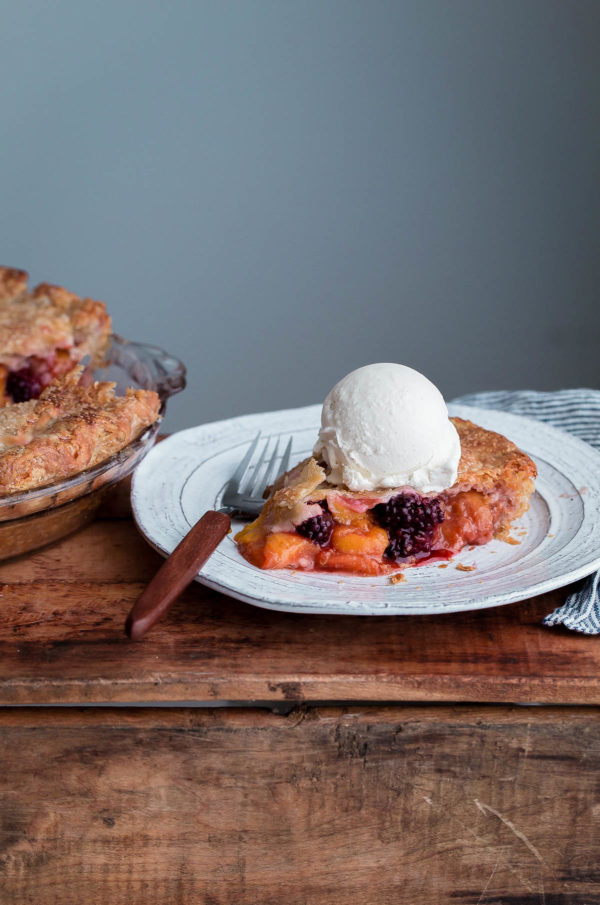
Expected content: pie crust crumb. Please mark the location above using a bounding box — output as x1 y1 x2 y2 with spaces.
390 572 406 585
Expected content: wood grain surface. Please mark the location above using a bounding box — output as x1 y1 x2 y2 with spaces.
0 478 597 706
1 476 599 904
1 705 598 905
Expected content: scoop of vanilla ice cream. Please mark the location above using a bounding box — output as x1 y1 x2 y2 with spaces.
313 363 461 493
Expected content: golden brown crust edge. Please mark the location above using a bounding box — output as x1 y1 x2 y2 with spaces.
30 282 112 364
0 267 28 303
0 270 112 365
452 417 537 493
0 372 160 494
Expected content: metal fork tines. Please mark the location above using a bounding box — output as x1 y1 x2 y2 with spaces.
221 432 293 516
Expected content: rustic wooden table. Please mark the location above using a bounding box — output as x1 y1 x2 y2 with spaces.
0 481 598 904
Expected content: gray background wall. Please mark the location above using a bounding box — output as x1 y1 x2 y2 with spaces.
1 0 599 431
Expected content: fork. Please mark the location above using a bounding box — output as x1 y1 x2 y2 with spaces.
125 432 293 640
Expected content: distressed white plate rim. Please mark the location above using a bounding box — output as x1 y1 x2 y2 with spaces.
131 404 600 616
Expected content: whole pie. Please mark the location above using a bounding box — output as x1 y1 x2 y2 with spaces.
0 266 111 405
235 418 537 576
0 266 161 495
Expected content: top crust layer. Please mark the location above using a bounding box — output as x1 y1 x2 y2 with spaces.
451 417 537 495
0 369 160 494
0 268 28 303
0 266 111 364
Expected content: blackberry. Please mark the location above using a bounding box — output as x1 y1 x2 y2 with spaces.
373 493 443 532
385 530 432 560
296 501 334 546
6 367 43 403
373 492 444 562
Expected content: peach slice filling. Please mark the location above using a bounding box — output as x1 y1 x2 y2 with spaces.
236 488 508 576
437 490 496 552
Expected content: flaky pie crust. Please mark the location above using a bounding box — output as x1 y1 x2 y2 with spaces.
0 369 160 494
0 266 111 365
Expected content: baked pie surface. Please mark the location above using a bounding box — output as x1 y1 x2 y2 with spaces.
235 417 537 576
0 267 111 405
0 369 160 494
0 267 161 496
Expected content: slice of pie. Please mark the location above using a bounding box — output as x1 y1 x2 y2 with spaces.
0 266 111 405
235 418 537 576
0 368 160 494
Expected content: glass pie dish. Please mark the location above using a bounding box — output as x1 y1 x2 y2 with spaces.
0 335 186 560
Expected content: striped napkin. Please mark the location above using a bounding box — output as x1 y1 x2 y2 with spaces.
452 389 600 634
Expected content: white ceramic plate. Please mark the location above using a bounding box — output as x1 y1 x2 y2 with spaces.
131 404 600 616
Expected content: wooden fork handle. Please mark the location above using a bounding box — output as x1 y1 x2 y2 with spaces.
125 510 231 641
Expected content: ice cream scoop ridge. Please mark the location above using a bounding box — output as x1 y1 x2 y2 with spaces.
313 363 461 493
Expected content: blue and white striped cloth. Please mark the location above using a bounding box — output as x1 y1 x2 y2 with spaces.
452 389 600 634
